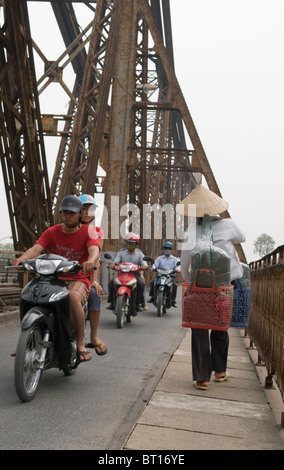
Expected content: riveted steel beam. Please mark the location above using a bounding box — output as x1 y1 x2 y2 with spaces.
0 0 53 250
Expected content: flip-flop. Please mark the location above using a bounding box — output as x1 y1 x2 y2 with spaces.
214 372 230 382
77 350 92 363
85 341 107 356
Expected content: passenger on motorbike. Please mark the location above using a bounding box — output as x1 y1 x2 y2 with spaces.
11 195 101 364
79 194 107 356
106 233 147 314
149 241 181 307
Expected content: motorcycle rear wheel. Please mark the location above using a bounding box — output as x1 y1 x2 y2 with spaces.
116 294 128 328
14 325 43 402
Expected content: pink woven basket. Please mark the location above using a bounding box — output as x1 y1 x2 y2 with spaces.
182 269 233 331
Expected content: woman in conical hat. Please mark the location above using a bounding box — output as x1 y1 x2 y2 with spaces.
176 184 228 217
179 184 246 391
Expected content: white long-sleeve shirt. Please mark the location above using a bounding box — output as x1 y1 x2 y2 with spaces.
180 216 246 282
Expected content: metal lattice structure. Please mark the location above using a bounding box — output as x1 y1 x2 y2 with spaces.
0 0 246 261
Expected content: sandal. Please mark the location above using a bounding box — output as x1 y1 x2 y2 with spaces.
214 372 230 382
85 341 107 356
77 350 92 363
193 381 208 391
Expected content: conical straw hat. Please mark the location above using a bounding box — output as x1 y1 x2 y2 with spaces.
176 185 229 217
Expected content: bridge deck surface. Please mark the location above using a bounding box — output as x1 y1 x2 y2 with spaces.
123 327 284 451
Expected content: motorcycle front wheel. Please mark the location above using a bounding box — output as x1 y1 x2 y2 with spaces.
63 341 77 376
116 294 128 328
157 291 164 317
14 325 43 402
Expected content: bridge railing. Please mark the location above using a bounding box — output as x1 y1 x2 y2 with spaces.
0 250 24 311
248 245 284 427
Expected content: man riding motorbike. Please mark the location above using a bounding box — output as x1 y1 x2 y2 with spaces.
12 195 101 364
149 241 181 307
106 233 147 314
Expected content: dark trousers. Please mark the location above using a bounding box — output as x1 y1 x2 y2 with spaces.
191 329 229 382
108 276 145 306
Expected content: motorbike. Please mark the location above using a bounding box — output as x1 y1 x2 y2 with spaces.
104 253 147 328
148 257 180 317
7 254 89 402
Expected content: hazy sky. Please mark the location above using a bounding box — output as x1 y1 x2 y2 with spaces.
1 1 283 263
170 1 284 262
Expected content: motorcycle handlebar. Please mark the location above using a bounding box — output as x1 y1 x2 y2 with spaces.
5 262 97 272
77 265 97 270
5 264 23 270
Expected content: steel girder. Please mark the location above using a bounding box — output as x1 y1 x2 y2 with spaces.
0 0 246 262
0 0 53 251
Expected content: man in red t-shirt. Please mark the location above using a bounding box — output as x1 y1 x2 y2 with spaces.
12 195 100 363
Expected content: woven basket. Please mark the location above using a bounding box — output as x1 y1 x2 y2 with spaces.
230 281 252 327
182 269 233 331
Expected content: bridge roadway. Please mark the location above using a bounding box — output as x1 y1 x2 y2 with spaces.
122 326 284 451
1 290 284 451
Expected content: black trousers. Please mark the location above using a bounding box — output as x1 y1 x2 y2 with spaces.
191 329 229 382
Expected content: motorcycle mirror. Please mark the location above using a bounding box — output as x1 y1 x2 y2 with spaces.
104 253 112 259
176 261 180 266
143 256 154 264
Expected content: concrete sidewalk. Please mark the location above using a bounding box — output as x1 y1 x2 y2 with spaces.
123 327 284 450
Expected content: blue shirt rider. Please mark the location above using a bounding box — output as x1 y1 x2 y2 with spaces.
149 241 180 307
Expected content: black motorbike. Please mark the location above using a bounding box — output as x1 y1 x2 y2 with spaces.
8 254 89 402
148 258 180 317
154 268 177 316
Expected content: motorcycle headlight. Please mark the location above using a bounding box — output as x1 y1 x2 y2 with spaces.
120 265 131 272
35 259 62 275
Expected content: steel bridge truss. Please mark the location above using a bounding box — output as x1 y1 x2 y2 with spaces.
0 0 244 260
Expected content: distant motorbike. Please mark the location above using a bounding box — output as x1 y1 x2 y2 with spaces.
104 253 148 328
7 254 89 402
155 268 177 317
148 257 180 317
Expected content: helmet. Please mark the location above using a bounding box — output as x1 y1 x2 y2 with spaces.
79 194 98 207
59 195 83 213
125 232 139 244
162 241 173 249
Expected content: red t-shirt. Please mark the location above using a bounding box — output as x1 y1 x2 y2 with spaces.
36 224 100 288
81 224 104 241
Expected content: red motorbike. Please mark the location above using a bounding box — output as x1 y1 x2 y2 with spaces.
104 254 143 328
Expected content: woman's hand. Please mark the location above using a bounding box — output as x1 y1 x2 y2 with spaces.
91 280 102 296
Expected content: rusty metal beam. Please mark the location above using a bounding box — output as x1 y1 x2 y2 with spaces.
51 1 87 81
103 0 138 251
0 0 53 250
53 0 119 219
138 0 246 261
0 0 246 262
126 0 197 257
